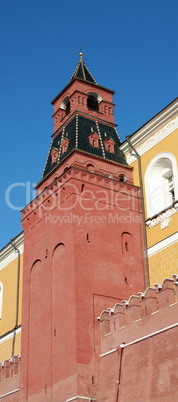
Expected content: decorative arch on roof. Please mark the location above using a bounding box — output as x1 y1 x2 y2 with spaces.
104 137 115 153
89 132 100 148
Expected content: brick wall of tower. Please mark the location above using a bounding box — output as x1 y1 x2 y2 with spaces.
36 152 134 194
52 79 115 132
19 153 146 401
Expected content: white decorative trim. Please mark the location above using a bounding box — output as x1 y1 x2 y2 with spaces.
100 348 117 358
0 243 23 271
160 218 169 229
114 126 121 141
69 59 97 85
0 232 24 270
58 126 65 161
126 116 178 164
0 282 3 320
81 62 86 80
42 138 53 178
75 114 79 148
0 389 20 398
147 232 178 257
95 120 106 158
66 397 96 401
0 327 21 344
138 116 177 151
82 60 97 84
120 322 178 349
146 204 178 229
120 99 178 158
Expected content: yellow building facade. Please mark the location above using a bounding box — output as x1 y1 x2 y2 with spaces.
120 98 178 286
0 233 23 362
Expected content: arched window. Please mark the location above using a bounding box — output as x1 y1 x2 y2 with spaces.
63 166 69 173
87 95 99 111
60 96 70 115
119 174 127 182
86 163 95 172
0 282 3 319
66 101 70 115
121 232 133 255
87 92 101 112
145 153 178 217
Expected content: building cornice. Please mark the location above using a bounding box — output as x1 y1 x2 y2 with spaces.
146 202 178 229
36 148 132 189
0 232 24 264
120 98 178 162
147 232 178 257
0 326 21 344
51 77 115 105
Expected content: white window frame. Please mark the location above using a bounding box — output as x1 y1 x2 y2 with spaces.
144 152 178 218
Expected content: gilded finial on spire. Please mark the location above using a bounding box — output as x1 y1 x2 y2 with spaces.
79 46 83 62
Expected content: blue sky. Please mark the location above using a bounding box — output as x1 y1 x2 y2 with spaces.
0 0 178 249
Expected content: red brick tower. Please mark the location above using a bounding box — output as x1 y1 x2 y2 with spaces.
21 53 146 401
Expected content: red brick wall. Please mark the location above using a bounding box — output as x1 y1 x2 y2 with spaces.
19 160 146 401
98 278 178 401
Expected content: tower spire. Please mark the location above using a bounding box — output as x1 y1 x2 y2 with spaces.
69 51 97 84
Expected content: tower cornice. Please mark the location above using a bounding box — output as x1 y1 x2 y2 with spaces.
51 77 115 105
